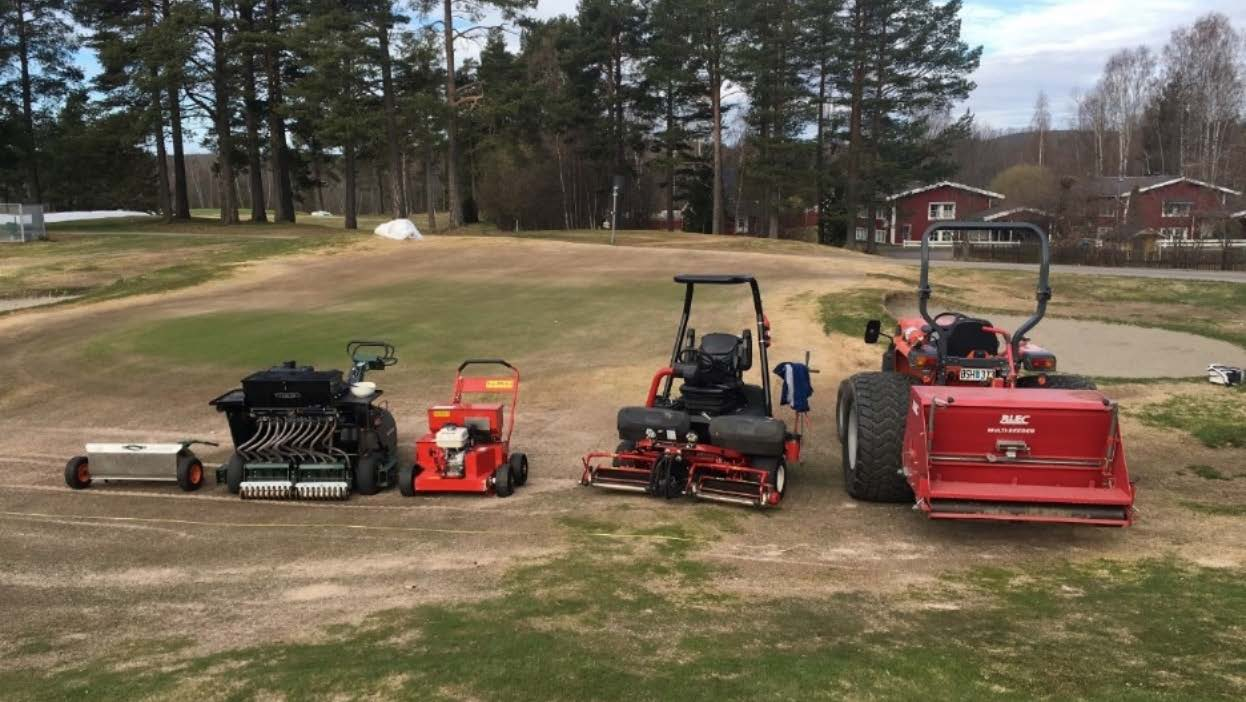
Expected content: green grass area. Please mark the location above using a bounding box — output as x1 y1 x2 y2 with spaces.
817 288 896 337
83 278 685 372
1182 501 1246 517
1135 390 1246 448
5 516 1244 701
1188 464 1231 481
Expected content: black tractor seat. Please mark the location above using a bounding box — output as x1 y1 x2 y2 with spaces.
939 317 1000 359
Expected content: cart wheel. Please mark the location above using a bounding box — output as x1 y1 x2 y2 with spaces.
177 453 205 492
493 465 514 497
399 463 419 497
65 456 91 490
509 452 529 487
224 453 244 494
354 454 380 496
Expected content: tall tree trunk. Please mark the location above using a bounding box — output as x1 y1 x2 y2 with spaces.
143 0 172 219
310 141 325 211
264 0 295 221
424 141 437 231
160 0 191 219
238 2 267 222
844 0 867 249
344 142 357 230
375 164 387 216
815 52 827 244
665 87 675 232
15 0 42 203
710 61 723 235
376 11 405 219
442 0 462 227
210 0 238 223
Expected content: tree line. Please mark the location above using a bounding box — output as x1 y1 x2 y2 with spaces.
2 0 982 243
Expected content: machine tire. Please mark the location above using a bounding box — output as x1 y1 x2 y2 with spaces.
493 465 514 497
377 408 399 457
755 456 787 500
354 454 380 496
1018 374 1098 390
839 372 914 503
398 463 418 497
224 453 244 494
612 440 636 467
65 456 91 489
835 380 850 442
509 452 529 487
176 453 205 492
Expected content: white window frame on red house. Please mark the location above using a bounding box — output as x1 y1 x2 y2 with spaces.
928 202 956 220
1162 201 1193 217
1096 226 1112 238
1159 227 1189 240
874 228 886 244
855 226 867 241
900 224 912 240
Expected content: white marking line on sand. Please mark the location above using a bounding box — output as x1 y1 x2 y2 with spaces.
0 510 695 543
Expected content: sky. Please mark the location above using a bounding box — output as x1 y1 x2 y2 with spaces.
70 0 1246 134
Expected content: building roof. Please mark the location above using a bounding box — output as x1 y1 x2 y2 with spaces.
1084 175 1242 198
1231 209 1246 219
972 205 1052 221
886 181 1005 202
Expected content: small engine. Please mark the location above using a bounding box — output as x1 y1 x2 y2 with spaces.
435 425 471 477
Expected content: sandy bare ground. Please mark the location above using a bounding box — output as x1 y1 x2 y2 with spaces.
886 296 1246 377
1 236 1243 669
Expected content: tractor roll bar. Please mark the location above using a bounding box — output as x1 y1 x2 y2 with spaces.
663 274 773 417
918 221 1051 361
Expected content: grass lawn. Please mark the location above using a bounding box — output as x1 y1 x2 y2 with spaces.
1135 387 1246 448
4 517 1244 701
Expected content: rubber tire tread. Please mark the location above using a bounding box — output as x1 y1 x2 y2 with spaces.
841 372 914 502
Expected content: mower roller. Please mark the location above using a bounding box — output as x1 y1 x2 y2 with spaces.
210 341 400 500
836 222 1135 526
399 359 528 497
581 274 803 508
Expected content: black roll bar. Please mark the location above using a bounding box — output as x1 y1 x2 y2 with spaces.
663 274 772 416
918 221 1052 360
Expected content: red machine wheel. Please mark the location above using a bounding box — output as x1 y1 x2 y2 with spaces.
509 452 529 487
493 465 514 497
398 463 418 497
177 453 205 491
65 456 91 490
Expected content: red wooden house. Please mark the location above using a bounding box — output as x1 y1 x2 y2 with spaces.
870 181 1005 245
1086 176 1242 240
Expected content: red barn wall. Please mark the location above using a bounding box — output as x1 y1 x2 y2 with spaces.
892 185 997 242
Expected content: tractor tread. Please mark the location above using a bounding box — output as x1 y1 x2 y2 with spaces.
841 372 914 503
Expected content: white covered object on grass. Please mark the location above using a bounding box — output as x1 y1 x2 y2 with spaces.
43 210 154 222
373 218 423 241
310 210 332 217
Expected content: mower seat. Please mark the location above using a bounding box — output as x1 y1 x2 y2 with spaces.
618 406 691 442
942 318 1000 359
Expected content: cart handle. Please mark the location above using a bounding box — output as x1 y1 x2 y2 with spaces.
457 358 515 372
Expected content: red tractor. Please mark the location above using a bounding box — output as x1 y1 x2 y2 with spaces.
581 274 804 508
836 222 1134 526
399 359 528 497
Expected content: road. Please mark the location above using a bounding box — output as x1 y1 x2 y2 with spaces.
883 249 1246 283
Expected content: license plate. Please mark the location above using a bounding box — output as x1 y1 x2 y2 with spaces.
959 368 993 382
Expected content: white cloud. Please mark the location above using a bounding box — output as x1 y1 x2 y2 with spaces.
960 0 1246 128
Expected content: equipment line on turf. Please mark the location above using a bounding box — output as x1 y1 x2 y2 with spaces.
0 511 695 542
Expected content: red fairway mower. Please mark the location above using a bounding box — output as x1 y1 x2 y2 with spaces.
580 274 803 508
398 359 528 497
836 222 1134 526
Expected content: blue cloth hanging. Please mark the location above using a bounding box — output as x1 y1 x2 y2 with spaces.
773 362 813 413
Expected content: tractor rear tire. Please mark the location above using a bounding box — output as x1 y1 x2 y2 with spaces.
354 454 380 496
224 454 244 494
1019 374 1098 390
177 454 205 492
398 463 418 496
839 372 914 503
509 452 529 487
65 456 91 490
493 465 514 497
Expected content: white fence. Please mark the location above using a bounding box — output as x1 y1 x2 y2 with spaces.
0 203 47 242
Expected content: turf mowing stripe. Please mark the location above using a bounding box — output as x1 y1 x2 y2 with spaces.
0 510 696 542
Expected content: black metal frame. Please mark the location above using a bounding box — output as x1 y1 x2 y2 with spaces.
918 221 1051 362
662 274 773 416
